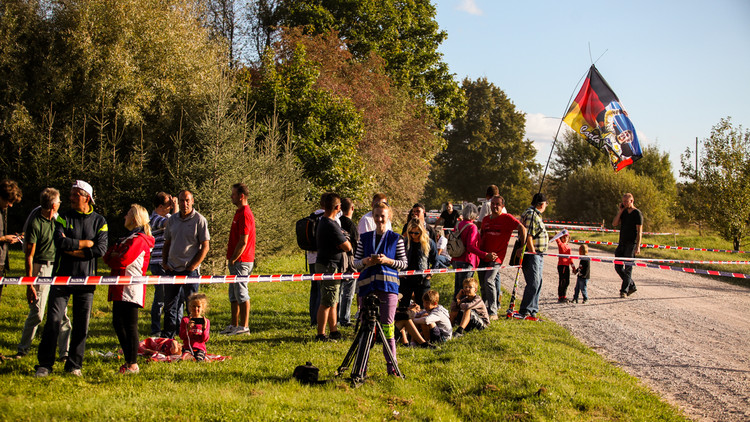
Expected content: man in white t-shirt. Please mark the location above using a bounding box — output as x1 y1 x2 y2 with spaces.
357 193 391 234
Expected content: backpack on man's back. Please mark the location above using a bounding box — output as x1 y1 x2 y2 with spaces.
296 212 320 251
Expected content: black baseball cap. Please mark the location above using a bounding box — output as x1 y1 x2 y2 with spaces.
531 193 548 206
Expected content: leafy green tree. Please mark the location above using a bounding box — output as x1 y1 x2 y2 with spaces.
0 0 227 222
549 129 677 225
556 164 671 229
277 28 443 210
180 79 312 273
549 130 608 182
424 78 538 214
680 117 750 250
246 44 368 199
263 0 465 129
629 144 676 196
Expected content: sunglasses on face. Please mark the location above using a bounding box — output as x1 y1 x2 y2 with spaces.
408 231 420 236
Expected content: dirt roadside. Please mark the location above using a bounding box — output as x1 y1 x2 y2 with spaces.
500 245 750 421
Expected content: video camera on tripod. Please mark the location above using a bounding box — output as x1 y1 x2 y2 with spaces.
335 293 404 387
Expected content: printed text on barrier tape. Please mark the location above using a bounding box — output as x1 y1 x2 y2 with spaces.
570 239 750 254
0 264 521 285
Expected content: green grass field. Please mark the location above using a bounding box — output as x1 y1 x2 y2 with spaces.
0 250 689 421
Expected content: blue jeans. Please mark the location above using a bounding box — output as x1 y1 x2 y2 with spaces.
481 263 501 316
495 271 502 306
149 264 167 335
308 264 321 325
453 261 474 298
435 254 451 269
574 277 589 301
37 286 95 371
615 243 636 293
161 269 199 339
519 253 544 315
338 277 356 325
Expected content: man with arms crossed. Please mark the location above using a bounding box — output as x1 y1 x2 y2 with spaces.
36 180 107 377
314 193 351 341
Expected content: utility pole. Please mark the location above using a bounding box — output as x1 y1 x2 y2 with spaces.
695 136 699 179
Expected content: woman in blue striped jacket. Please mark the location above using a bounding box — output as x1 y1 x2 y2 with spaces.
353 202 407 375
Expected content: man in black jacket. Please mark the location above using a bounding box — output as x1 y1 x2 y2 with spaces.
35 180 108 377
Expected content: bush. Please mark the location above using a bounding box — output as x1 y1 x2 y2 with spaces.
555 164 671 230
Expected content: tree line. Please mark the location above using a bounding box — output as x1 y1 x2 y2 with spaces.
3 0 745 268
0 0 464 272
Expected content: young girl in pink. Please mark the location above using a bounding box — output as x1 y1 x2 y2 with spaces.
555 231 574 303
179 293 210 361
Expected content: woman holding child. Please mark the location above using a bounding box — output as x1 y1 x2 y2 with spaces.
353 202 408 375
103 204 155 374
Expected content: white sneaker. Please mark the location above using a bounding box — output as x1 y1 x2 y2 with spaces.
219 325 236 335
230 326 250 335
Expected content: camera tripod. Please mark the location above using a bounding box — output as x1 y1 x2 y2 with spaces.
335 293 404 387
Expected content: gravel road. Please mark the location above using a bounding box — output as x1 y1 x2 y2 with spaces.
499 245 750 421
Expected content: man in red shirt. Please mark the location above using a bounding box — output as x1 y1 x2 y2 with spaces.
221 183 256 336
480 195 526 319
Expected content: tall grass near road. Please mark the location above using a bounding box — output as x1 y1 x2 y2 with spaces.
0 251 687 421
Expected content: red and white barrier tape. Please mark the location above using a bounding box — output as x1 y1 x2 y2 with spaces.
0 264 520 286
545 224 678 236
544 219 602 226
537 252 750 266
536 253 750 280
570 239 750 254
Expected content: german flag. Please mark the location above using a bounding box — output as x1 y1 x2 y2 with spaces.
563 65 642 171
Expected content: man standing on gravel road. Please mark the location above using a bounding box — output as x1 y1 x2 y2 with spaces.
612 193 642 298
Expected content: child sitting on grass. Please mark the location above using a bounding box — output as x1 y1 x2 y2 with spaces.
572 244 591 304
180 293 211 361
413 290 452 343
139 337 181 357
393 300 436 348
449 278 490 337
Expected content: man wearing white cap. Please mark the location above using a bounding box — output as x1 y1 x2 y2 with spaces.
35 180 108 377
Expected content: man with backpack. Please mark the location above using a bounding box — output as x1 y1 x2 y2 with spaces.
314 193 351 341
296 193 340 326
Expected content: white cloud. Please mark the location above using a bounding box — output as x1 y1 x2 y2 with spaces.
525 113 562 144
525 113 566 166
457 0 483 16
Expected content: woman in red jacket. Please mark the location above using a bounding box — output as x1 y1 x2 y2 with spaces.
104 204 155 374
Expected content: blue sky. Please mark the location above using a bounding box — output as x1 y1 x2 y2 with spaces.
434 0 750 178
